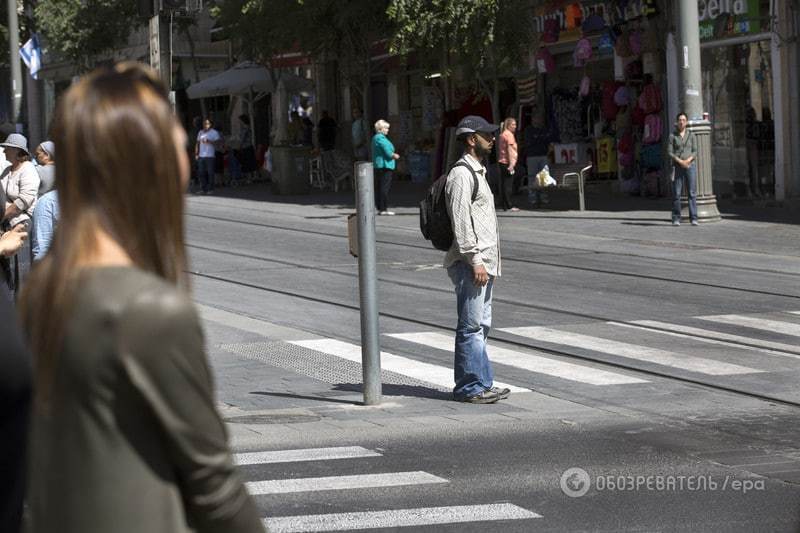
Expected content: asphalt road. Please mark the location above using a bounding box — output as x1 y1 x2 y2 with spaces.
185 185 800 532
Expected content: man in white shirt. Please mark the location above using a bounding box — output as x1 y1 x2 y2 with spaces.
195 118 221 194
444 115 510 404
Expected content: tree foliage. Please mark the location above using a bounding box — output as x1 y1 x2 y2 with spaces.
210 0 304 68
35 0 141 70
213 0 393 123
388 0 534 118
388 0 533 73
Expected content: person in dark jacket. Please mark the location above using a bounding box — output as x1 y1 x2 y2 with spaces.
20 62 264 533
317 110 338 151
0 224 29 533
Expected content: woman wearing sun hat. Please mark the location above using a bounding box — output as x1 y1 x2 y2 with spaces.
0 133 40 291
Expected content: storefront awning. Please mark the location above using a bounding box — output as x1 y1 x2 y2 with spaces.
186 61 313 99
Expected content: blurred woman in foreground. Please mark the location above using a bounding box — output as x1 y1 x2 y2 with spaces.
20 63 264 533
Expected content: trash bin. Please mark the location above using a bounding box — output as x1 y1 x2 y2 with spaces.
270 145 311 195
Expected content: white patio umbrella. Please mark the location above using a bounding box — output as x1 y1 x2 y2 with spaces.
187 61 313 145
186 61 312 99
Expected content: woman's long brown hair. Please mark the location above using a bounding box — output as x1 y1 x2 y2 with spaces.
20 62 188 407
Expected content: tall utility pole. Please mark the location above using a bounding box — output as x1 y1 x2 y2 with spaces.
677 0 720 222
7 0 23 126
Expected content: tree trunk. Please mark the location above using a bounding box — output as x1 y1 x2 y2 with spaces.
181 24 206 118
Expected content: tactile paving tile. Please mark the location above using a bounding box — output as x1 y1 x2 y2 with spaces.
219 341 451 395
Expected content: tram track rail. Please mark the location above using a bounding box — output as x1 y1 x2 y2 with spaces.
187 241 800 410
186 208 800 279
186 211 800 300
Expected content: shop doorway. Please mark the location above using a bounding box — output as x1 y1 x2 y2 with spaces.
702 40 774 198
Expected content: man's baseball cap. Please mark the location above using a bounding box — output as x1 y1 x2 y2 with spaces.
455 115 499 137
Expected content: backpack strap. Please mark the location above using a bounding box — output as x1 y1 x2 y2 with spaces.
451 160 480 203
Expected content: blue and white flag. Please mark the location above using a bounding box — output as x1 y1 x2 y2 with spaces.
20 34 42 80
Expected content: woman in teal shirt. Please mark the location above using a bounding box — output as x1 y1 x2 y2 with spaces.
371 119 400 215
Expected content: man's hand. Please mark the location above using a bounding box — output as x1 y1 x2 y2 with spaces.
472 264 489 287
392 153 400 160
0 225 27 257
508 166 515 175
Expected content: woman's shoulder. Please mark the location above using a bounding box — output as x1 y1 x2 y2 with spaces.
20 160 39 177
79 267 195 325
121 270 194 319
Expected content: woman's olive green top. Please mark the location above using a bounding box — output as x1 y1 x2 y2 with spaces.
27 266 265 533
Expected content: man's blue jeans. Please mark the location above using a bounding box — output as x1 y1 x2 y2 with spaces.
672 163 698 222
197 156 216 193
448 260 494 399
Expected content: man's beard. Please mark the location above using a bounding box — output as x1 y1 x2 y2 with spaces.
474 143 491 158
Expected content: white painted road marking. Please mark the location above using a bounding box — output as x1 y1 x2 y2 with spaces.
702 314 800 338
624 320 800 359
264 503 541 532
499 326 762 375
290 339 528 393
247 471 448 495
235 446 381 466
388 331 648 385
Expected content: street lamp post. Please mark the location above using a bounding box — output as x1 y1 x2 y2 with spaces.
7 0 23 126
677 0 720 222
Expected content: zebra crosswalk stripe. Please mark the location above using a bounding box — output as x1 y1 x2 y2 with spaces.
700 314 800 338
235 446 381 466
388 331 648 386
499 326 762 376
247 471 447 495
263 503 541 532
623 320 800 359
289 339 528 393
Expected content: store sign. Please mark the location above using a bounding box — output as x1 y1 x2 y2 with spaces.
698 0 760 41
533 1 656 44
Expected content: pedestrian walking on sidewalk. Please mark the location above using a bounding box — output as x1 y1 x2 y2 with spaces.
497 117 520 212
34 141 56 196
317 110 337 151
20 63 264 533
668 112 699 226
1 133 39 294
444 115 511 404
195 117 221 194
372 119 400 216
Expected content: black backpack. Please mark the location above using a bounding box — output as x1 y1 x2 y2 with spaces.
419 160 479 251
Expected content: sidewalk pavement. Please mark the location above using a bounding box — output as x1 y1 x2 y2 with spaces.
191 181 800 450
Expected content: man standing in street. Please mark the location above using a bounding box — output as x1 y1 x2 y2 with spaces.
668 112 698 226
195 118 221 195
444 115 511 404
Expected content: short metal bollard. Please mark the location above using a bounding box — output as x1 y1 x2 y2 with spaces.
354 162 382 405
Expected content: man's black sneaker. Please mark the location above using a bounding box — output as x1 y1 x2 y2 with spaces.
491 387 511 400
457 389 500 404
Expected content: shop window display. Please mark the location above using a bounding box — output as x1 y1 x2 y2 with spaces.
701 41 774 198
